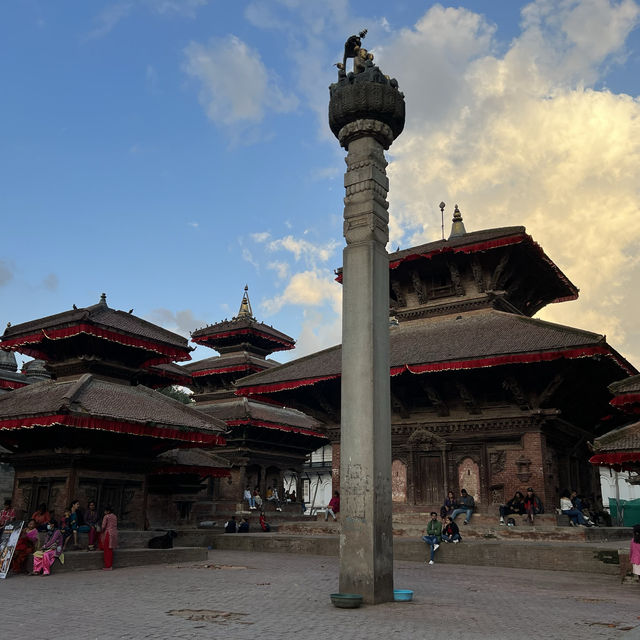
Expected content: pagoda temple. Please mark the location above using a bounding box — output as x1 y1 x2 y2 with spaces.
235 210 636 513
0 294 227 528
183 287 329 509
590 376 640 474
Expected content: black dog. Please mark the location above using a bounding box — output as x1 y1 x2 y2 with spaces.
148 530 177 549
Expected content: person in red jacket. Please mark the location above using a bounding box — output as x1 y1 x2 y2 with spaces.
325 491 340 521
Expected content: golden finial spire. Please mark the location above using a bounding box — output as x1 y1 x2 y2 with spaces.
449 204 467 239
235 285 254 319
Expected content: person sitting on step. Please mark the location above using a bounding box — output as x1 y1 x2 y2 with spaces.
440 491 458 519
499 491 526 524
449 489 475 525
560 490 593 527
325 491 340 521
523 487 544 525
422 512 442 565
441 515 461 543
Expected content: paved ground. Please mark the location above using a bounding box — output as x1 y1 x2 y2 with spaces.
1 550 639 640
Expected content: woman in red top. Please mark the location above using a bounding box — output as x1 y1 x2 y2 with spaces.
325 491 340 521
32 503 51 532
101 506 118 570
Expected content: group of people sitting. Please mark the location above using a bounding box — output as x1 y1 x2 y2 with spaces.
422 512 462 564
440 489 476 524
224 512 272 533
498 488 607 527
1 498 118 575
498 488 544 525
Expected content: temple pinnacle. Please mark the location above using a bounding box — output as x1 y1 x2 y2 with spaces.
235 285 254 320
449 204 467 239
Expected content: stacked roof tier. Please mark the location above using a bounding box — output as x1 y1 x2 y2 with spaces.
2 293 192 381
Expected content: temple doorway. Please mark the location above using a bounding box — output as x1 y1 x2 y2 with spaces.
416 455 443 504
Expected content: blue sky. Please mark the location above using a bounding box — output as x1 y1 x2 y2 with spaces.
2 1 640 370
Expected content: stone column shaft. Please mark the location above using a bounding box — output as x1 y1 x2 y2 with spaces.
339 124 394 604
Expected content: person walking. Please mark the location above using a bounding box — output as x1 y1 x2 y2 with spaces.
422 512 442 565
630 524 640 582
101 506 118 571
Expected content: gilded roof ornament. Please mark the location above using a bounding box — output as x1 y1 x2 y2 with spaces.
449 204 467 239
235 285 254 320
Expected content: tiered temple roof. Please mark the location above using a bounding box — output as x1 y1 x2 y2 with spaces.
185 287 328 459
0 294 226 467
590 374 640 471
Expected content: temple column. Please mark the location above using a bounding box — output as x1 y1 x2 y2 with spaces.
329 36 404 604
338 122 395 604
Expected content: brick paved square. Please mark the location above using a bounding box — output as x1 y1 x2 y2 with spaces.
1 551 638 640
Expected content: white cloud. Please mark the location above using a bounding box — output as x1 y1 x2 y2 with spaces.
242 248 260 270
147 308 206 338
85 2 132 40
251 231 271 242
265 234 340 266
146 0 207 16
268 261 290 280
0 261 13 287
187 221 199 228
183 35 299 131
85 0 207 40
262 268 341 314
42 273 59 291
372 0 640 363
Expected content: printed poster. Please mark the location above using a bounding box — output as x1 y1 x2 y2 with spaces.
0 521 24 579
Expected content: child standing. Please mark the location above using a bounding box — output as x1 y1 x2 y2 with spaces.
631 524 640 582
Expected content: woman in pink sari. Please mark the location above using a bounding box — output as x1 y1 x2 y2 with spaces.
101 506 118 570
32 520 63 576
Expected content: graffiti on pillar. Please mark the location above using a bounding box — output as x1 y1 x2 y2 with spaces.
458 457 479 502
391 459 407 503
345 463 367 519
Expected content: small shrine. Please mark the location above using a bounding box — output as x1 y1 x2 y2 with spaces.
0 294 227 528
183 287 329 510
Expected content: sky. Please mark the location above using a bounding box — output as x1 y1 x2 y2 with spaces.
1 0 640 372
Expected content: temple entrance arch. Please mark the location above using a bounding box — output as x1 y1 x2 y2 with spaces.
391 459 407 503
458 457 480 501
407 428 447 505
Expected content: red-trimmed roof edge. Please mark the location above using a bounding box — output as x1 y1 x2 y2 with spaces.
226 418 328 439
191 327 294 351
1 324 192 367
235 346 633 396
611 394 640 408
192 364 265 378
335 232 578 303
0 379 28 390
590 452 640 468
0 414 225 445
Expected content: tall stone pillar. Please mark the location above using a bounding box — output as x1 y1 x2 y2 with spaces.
329 37 405 604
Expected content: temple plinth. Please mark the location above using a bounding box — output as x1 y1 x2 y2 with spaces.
329 33 405 604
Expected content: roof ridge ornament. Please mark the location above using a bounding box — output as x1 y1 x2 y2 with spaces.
235 285 254 320
99 292 108 307
449 204 467 239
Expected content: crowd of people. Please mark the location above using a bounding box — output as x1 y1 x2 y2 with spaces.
423 486 621 565
0 498 118 575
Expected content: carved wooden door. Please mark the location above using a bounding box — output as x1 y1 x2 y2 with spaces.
417 455 443 505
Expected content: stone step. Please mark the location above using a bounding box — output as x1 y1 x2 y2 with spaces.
25 546 207 574
211 533 622 575
275 520 631 543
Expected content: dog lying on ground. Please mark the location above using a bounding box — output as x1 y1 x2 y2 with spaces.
148 530 177 549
